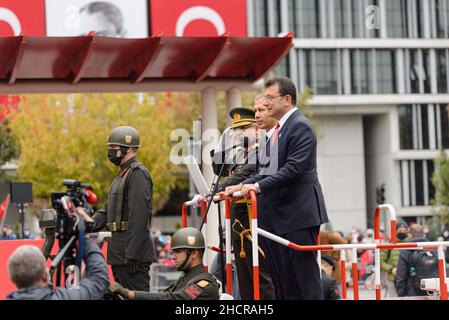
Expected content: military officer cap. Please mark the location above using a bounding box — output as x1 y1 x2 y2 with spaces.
229 107 255 129
171 227 205 250
107 126 140 148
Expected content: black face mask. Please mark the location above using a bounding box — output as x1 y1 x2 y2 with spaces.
108 149 123 166
397 232 408 240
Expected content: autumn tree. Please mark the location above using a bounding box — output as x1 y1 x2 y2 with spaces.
11 93 181 210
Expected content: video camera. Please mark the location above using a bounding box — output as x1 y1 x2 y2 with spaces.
40 179 97 288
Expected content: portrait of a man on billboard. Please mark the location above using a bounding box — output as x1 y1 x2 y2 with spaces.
45 0 149 38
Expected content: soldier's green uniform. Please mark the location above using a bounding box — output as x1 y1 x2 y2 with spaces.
134 263 219 300
214 107 275 300
90 126 157 291
110 228 220 300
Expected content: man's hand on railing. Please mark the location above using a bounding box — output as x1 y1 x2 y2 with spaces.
241 184 260 198
224 183 243 197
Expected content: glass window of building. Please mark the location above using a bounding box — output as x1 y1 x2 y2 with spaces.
254 0 268 36
351 0 364 37
295 0 320 38
423 50 431 93
416 0 431 38
400 159 435 207
435 0 448 38
287 0 297 36
315 50 338 94
420 104 430 149
398 104 449 150
351 49 373 93
303 50 314 90
428 160 436 202
436 49 448 93
376 50 396 93
385 0 408 37
334 0 350 38
399 105 414 149
440 104 449 148
409 50 431 93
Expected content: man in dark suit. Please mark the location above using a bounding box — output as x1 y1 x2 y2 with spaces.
225 77 329 299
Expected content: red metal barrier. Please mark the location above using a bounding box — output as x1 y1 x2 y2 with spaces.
225 198 232 295
249 191 260 300
181 197 449 301
340 250 347 299
374 204 397 244
438 246 448 300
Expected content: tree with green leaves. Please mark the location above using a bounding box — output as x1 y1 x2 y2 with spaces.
0 117 20 181
432 150 449 227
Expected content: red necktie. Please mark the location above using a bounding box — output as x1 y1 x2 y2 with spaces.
271 123 280 147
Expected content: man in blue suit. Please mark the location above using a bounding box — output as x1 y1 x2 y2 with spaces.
225 77 329 299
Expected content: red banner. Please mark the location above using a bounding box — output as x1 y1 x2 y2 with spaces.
0 0 45 36
150 0 247 36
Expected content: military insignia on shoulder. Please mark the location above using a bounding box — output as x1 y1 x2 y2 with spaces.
185 285 202 299
197 280 210 288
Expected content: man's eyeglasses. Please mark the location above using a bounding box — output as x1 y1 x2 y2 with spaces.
263 94 285 102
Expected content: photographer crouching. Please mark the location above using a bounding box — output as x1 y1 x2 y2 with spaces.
6 238 109 300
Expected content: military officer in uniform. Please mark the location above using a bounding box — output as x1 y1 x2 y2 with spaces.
213 107 275 300
108 227 220 300
77 126 157 291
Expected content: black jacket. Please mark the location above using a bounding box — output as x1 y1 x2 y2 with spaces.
321 270 340 300
395 237 431 297
92 157 157 265
7 240 109 300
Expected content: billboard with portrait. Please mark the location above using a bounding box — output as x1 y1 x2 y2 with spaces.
45 0 149 38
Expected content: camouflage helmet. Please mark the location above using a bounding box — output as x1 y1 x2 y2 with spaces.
107 126 140 147
170 227 205 250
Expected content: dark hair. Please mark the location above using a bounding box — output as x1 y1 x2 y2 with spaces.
80 1 124 34
265 77 297 105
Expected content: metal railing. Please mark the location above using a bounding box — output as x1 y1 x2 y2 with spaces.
181 193 449 300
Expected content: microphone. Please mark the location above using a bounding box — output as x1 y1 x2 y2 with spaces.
210 137 249 175
210 136 248 158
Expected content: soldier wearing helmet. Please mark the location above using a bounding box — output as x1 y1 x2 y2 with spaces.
77 126 157 292
108 228 220 300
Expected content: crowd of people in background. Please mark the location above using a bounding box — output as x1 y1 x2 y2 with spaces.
151 227 174 266
0 226 39 240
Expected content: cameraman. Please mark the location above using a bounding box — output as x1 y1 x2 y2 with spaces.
6 239 109 300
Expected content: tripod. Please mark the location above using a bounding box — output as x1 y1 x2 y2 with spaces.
15 203 26 239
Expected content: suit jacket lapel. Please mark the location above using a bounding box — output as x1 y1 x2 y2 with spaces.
268 109 300 161
278 109 299 141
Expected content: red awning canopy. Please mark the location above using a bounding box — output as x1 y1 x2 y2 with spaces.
0 34 292 93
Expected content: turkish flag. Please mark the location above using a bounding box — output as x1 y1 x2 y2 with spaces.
150 0 247 36
0 0 46 36
0 194 10 219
